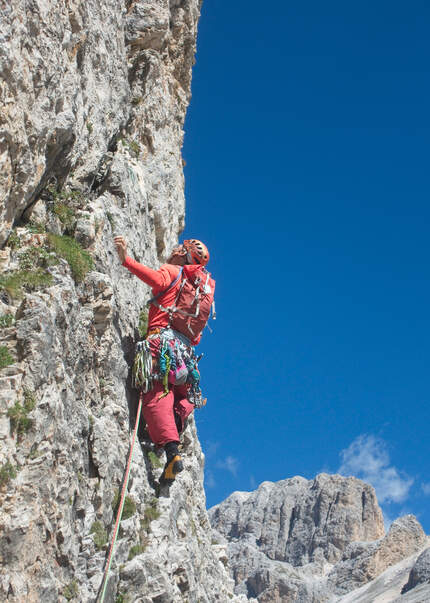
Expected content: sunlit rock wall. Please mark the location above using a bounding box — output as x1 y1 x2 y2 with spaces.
0 2 246 601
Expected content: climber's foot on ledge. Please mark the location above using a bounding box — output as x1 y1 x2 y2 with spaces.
160 454 183 484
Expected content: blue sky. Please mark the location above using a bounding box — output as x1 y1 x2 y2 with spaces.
181 1 430 532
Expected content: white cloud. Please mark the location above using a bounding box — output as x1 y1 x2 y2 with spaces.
205 441 220 458
217 456 239 477
205 471 216 489
338 434 413 504
422 483 430 496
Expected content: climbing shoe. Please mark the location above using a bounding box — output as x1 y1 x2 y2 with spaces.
160 454 183 484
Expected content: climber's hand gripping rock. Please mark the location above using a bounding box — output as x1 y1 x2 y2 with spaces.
114 236 127 263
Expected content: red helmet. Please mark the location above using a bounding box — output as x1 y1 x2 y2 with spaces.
183 239 210 266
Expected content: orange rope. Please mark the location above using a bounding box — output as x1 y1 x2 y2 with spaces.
97 391 143 603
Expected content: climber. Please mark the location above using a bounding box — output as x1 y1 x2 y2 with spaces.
114 235 214 485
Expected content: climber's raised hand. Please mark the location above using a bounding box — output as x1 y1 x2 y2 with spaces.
114 236 127 263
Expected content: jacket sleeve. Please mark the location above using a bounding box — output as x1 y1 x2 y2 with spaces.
122 256 178 291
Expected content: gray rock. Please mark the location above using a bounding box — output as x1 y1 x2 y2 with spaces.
210 475 428 603
402 547 430 594
329 514 427 595
210 474 385 568
334 539 430 602
0 1 243 601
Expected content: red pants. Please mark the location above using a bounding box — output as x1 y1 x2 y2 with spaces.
143 381 195 446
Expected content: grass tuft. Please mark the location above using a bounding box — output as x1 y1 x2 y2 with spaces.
0 314 14 328
0 346 14 368
112 489 137 520
147 450 163 469
0 461 16 487
128 543 144 560
7 389 36 439
47 234 93 282
90 521 107 550
45 185 86 232
0 269 53 299
63 579 79 601
18 246 58 271
106 211 115 230
6 230 21 250
141 498 160 532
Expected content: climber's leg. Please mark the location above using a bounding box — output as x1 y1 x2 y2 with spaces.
143 382 185 483
173 384 195 433
142 382 179 447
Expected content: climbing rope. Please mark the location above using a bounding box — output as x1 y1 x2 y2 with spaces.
96 391 143 603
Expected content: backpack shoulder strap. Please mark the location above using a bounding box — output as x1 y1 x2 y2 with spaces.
147 267 183 306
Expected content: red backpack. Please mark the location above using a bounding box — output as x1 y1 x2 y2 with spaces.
149 265 216 341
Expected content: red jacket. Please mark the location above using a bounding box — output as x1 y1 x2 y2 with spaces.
122 256 201 344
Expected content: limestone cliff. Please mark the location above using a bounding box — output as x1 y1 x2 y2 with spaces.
209 475 430 602
0 2 244 601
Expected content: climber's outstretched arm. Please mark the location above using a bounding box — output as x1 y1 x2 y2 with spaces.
114 235 175 289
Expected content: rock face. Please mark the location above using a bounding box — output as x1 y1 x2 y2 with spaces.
0 1 244 602
329 514 427 595
209 474 430 602
402 547 430 594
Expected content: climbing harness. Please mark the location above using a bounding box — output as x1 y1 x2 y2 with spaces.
132 327 206 407
96 391 143 603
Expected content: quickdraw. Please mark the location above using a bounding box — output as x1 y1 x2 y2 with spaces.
132 327 206 407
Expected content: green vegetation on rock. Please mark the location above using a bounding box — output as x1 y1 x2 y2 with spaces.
138 308 148 338
44 184 87 233
18 245 58 271
0 461 17 487
63 579 79 601
7 389 36 439
106 211 115 230
0 268 53 299
0 314 14 328
112 489 137 520
128 543 145 560
47 234 93 282
90 521 107 551
6 230 21 250
141 498 160 532
147 450 163 469
0 345 14 368
119 137 140 158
